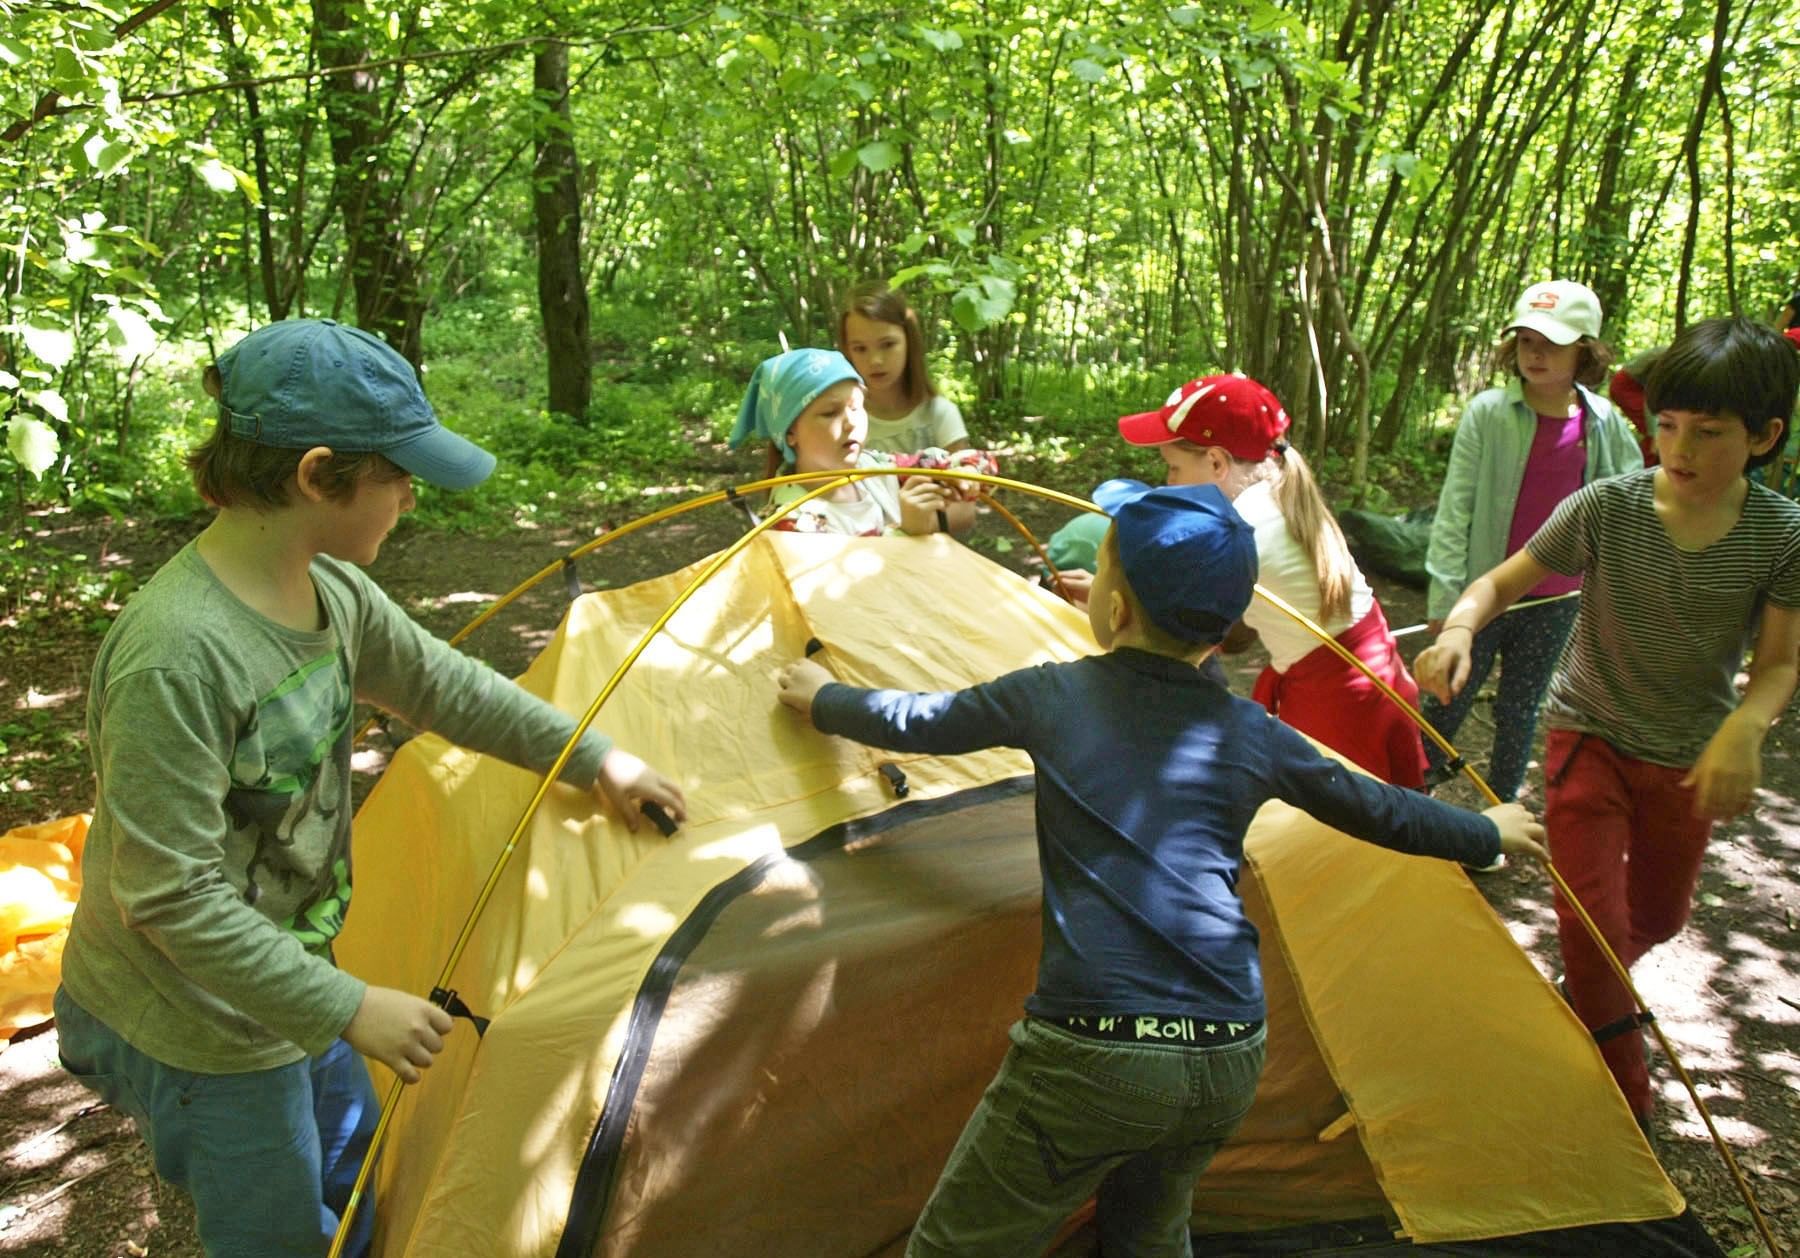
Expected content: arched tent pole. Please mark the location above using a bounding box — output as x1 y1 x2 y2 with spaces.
1250 587 1781 1258
443 469 1098 649
338 471 1775 1257
327 474 863 1258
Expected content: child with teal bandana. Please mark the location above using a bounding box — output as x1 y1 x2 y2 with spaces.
731 348 975 536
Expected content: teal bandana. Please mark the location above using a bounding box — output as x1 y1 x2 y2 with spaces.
730 349 863 465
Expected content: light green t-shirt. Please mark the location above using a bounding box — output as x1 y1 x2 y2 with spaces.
60 542 611 1073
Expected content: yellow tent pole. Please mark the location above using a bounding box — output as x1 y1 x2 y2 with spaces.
335 470 1775 1257
326 475 857 1258
1248 587 1780 1257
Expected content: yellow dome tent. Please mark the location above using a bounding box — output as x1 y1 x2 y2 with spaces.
337 530 1716 1258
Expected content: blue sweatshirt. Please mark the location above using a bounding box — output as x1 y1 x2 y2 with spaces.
812 647 1499 1023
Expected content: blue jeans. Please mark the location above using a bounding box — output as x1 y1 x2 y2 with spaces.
907 1017 1267 1258
1422 596 1579 800
54 987 378 1258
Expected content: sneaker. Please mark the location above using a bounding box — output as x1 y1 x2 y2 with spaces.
1465 852 1507 874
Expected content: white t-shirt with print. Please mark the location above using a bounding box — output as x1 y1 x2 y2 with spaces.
769 451 906 536
865 395 967 454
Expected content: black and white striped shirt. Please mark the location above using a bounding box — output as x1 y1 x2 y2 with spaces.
1528 468 1800 766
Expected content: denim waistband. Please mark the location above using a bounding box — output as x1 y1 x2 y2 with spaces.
1053 1014 1263 1046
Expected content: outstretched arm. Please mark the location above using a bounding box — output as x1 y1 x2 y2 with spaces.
777 658 1031 755
1413 548 1551 703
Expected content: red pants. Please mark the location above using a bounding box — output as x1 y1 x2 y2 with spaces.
1252 601 1428 789
1543 729 1713 1117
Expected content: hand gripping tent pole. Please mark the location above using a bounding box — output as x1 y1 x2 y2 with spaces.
330 468 1777 1258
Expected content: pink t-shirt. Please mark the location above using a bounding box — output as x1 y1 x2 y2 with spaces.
1508 408 1585 598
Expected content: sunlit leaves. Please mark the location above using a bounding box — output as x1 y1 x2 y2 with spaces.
856 140 900 172
6 418 60 480
103 305 157 360
952 275 1017 333
19 327 74 372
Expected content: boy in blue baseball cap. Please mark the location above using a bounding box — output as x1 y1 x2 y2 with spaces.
777 481 1546 1257
54 319 687 1257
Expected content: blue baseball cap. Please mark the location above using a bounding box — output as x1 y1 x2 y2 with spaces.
214 319 496 490
1095 480 1258 642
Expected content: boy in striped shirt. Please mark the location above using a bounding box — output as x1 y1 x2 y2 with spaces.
1416 315 1800 1138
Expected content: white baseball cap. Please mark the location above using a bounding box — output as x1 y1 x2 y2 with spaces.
1508 281 1603 345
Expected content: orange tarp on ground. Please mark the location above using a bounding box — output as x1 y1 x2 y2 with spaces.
0 813 88 1040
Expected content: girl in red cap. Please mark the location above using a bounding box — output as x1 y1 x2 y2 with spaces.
1116 373 1431 788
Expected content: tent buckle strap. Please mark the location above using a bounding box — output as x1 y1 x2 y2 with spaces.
430 987 491 1038
639 801 679 837
1590 1009 1656 1045
879 763 910 799
561 556 584 604
724 485 761 528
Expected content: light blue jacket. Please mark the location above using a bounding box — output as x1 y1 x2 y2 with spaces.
1425 379 1644 618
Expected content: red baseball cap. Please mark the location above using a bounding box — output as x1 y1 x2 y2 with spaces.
1117 374 1291 462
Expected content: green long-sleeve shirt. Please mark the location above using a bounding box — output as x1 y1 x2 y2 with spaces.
60 542 610 1073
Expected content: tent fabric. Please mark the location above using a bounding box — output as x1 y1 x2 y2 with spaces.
0 813 88 1040
337 532 1701 1257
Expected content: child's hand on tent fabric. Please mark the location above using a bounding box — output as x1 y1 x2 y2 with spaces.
344 985 455 1084
777 659 834 719
1482 803 1548 865
1682 712 1763 819
594 749 688 833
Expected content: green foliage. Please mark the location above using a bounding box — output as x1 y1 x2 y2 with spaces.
1 0 1796 530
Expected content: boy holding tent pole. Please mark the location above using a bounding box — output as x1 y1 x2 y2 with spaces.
52 319 685 1256
777 480 1547 1257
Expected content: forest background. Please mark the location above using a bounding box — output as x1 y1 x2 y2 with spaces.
6 0 1799 554
3 1 1800 1254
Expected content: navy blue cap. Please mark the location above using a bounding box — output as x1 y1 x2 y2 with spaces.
214 319 496 490
1096 480 1258 642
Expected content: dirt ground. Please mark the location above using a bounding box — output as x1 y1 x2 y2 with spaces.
1 467 1797 1256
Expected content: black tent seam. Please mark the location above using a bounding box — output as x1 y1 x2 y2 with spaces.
554 775 1034 1258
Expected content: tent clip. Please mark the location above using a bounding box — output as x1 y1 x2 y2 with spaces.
639 801 679 837
560 556 584 604
878 763 910 799
724 485 761 528
430 987 491 1038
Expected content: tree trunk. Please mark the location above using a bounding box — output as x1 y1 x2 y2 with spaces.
1675 0 1732 332
313 0 426 364
533 40 591 419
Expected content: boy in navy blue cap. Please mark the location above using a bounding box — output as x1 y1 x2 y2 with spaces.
777 482 1546 1258
54 319 687 1257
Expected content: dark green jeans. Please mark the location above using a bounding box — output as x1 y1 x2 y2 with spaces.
907 1016 1267 1258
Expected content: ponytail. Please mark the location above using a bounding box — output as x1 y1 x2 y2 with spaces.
1265 445 1357 625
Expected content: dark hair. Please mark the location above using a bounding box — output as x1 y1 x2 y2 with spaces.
189 365 404 507
1490 332 1616 389
838 282 935 409
1644 317 1800 471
